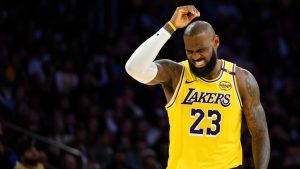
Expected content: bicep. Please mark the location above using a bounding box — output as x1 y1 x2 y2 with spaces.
237 68 268 137
146 59 182 86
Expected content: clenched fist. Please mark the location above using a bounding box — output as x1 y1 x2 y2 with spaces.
170 5 200 29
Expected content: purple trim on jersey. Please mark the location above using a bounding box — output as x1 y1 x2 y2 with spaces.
232 64 242 108
166 67 185 109
199 61 225 83
221 67 235 75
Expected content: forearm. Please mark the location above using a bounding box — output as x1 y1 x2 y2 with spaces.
125 4 200 84
252 131 270 169
125 23 175 84
239 69 271 169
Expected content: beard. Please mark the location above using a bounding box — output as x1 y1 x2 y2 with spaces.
22 158 39 166
188 49 217 78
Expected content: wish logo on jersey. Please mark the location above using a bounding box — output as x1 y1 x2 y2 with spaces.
219 81 232 91
181 88 231 107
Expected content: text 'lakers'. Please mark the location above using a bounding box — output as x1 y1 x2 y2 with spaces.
181 88 231 107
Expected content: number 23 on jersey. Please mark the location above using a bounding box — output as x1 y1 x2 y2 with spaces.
189 108 222 137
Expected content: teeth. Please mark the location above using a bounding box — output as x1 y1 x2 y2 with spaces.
195 60 205 68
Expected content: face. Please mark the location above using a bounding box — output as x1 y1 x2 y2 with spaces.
184 33 219 77
22 146 40 166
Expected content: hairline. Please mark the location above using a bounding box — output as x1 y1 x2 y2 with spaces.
183 21 215 38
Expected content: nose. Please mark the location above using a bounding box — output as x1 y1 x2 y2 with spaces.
29 147 40 156
191 52 202 61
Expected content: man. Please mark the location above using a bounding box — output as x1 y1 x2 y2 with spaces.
125 5 270 169
15 138 44 169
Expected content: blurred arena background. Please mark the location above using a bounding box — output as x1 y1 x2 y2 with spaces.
0 0 299 169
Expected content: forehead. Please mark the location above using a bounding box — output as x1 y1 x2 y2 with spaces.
184 33 212 49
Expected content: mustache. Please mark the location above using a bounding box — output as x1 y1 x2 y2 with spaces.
191 58 205 63
188 49 217 78
22 159 39 166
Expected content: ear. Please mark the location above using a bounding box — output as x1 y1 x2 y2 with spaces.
213 35 220 48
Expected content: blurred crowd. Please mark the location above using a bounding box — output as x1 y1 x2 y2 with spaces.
0 0 300 169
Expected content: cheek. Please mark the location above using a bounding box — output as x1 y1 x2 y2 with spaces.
202 47 214 60
201 51 212 62
24 150 39 159
186 53 193 61
207 48 215 59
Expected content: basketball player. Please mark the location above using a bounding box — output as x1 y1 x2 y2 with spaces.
125 5 270 169
15 138 44 169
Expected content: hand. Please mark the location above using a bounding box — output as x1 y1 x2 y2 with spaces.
170 5 200 29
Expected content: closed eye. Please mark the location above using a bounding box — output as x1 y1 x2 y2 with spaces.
186 48 210 54
186 50 193 54
197 48 209 53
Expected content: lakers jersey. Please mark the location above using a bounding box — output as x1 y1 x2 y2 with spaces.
165 60 243 169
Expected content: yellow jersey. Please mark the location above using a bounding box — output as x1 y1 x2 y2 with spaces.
165 60 243 169
15 162 45 169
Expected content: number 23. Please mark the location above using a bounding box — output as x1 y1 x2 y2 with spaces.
190 108 222 136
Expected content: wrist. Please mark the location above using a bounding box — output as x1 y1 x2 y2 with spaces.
163 21 176 35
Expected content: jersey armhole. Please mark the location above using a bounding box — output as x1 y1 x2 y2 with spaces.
232 64 243 108
165 64 185 109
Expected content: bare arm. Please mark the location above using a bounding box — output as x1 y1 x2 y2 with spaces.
147 59 181 85
236 67 270 169
125 5 199 84
146 59 182 103
147 5 200 86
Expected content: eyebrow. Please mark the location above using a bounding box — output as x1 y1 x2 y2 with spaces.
185 47 210 52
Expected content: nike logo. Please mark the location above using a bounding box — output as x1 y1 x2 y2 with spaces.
185 80 197 84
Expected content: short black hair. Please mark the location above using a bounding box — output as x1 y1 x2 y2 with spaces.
184 20 215 38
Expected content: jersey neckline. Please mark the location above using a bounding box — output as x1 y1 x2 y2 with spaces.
197 59 225 83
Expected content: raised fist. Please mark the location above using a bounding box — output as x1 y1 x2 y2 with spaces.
170 5 200 29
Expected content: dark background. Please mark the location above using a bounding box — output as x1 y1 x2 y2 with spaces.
0 0 299 168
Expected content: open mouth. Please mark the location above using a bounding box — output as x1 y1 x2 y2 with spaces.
193 59 206 68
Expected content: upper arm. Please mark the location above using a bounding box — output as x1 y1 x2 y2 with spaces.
147 59 183 87
236 67 269 137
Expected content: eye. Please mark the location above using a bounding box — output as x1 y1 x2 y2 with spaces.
197 48 209 53
186 50 193 54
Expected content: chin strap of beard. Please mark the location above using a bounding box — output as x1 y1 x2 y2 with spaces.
22 159 39 166
189 53 217 78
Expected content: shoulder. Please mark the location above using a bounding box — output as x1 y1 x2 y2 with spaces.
154 59 183 73
235 66 253 81
154 59 183 84
235 66 260 100
150 59 183 89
